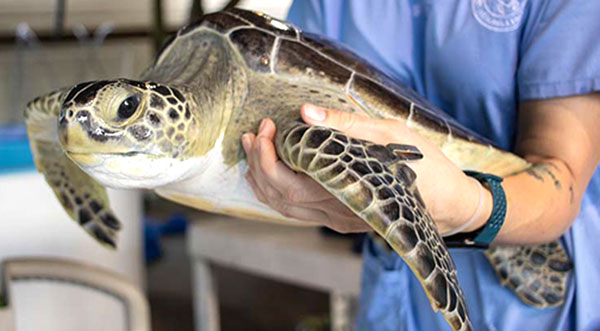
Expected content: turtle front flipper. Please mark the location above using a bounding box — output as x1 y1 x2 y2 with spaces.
485 241 572 307
25 90 121 248
275 121 472 331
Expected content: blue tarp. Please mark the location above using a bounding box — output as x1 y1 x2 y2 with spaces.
0 124 35 174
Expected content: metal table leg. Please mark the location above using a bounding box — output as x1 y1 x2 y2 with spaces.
192 259 220 331
330 292 356 331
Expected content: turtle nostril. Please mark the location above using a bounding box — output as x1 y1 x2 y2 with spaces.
59 110 68 126
74 110 92 130
76 110 90 121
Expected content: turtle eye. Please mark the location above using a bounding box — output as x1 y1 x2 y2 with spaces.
117 95 140 120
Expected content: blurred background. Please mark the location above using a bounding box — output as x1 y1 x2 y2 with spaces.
0 1 364 330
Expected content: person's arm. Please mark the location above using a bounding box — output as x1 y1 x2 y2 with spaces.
494 93 600 244
242 93 600 245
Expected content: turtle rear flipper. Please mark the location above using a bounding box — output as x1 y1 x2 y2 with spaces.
25 90 121 248
275 121 473 331
485 241 572 307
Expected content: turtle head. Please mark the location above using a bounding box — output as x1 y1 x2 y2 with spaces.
59 79 203 189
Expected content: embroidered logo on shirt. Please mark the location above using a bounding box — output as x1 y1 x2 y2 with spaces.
472 0 527 32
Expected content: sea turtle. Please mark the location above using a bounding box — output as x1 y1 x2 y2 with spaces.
24 8 572 331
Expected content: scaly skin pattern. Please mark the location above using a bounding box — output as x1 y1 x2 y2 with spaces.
485 242 572 307
275 121 473 331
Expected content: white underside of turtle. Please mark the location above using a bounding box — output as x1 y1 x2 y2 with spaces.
154 134 304 225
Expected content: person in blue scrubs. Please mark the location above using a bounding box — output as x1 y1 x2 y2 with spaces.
241 0 600 330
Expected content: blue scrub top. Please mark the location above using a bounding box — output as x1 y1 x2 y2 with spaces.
287 1 600 330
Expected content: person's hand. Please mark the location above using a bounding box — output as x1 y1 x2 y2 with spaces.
241 104 489 234
241 113 370 233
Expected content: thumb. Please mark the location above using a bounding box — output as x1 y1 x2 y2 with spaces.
301 103 376 135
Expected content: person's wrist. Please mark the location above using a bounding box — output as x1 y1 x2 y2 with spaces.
444 175 493 235
462 177 494 233
443 171 505 248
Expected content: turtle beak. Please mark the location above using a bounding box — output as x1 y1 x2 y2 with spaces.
67 152 104 167
59 107 128 156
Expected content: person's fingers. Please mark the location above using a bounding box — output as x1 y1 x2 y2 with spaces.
301 103 365 131
241 132 254 154
244 119 333 203
243 132 270 196
245 172 265 202
243 123 279 196
247 156 371 233
300 103 415 145
256 118 276 140
245 172 260 197
245 162 284 203
246 171 327 224
255 126 283 182
249 168 369 232
244 126 314 204
257 137 327 201
251 166 363 225
301 104 382 137
270 201 326 225
241 118 374 233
